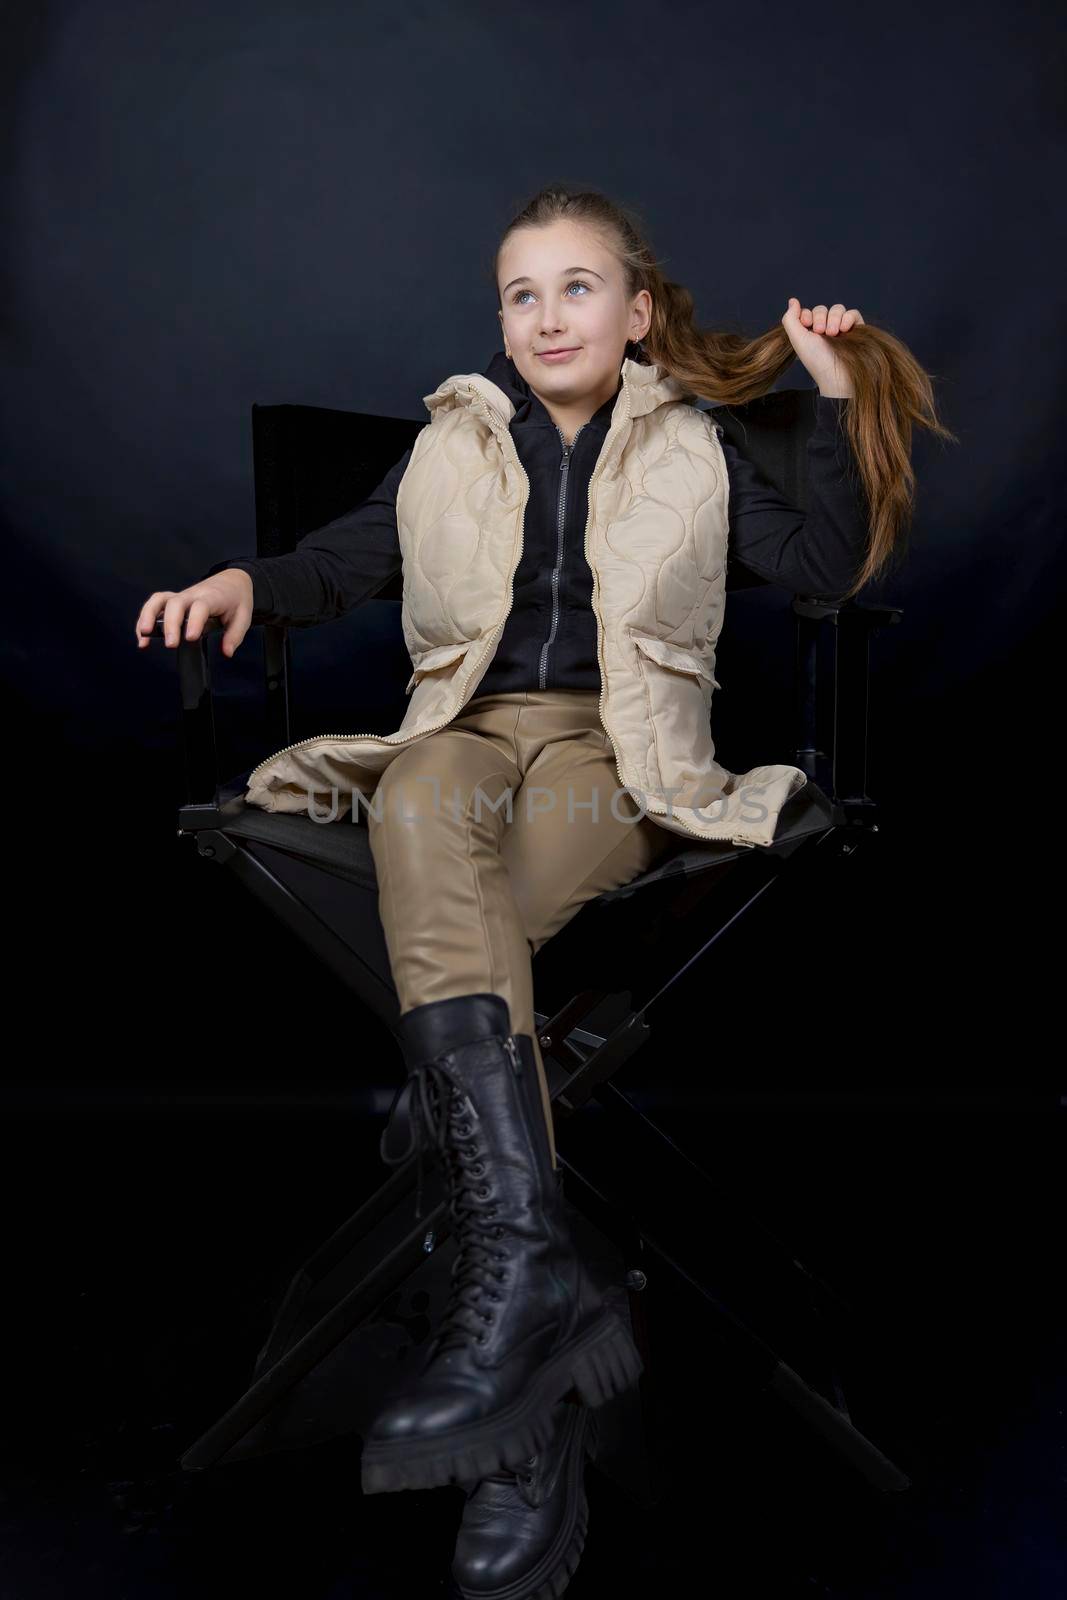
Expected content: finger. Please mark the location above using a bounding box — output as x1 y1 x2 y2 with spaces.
826 302 846 335
221 599 251 659
135 592 172 648
135 600 155 648
220 619 246 658
161 593 191 649
801 305 814 327
183 596 209 644
811 304 828 333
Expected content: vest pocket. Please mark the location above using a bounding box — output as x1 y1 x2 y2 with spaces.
629 630 721 691
629 628 722 803
403 640 473 695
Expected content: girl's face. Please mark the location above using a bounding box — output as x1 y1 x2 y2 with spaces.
496 219 651 410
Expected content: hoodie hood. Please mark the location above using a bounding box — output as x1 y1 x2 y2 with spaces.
481 349 552 425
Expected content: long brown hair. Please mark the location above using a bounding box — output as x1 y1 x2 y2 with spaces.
491 185 958 601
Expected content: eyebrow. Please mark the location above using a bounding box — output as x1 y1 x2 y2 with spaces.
502 266 606 296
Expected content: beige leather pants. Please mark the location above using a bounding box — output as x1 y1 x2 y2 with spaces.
366 689 678 1166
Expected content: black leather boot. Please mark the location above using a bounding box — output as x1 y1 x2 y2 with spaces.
449 1388 600 1600
360 992 641 1495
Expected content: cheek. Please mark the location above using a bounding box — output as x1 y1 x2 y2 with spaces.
582 305 619 337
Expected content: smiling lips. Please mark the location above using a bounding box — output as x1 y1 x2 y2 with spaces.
537 347 580 362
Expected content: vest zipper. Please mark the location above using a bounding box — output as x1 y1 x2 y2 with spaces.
538 424 585 691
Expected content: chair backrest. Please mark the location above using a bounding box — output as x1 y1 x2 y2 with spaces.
250 387 825 601
251 402 422 602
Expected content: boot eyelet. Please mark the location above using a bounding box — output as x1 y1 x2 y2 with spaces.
477 1185 490 1198
476 1333 487 1344
481 1311 493 1322
488 1291 500 1301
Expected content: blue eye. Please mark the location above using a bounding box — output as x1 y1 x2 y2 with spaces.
512 279 591 306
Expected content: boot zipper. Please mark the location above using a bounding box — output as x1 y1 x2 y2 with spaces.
504 1036 521 1075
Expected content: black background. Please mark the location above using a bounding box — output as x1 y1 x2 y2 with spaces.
3 0 1064 1594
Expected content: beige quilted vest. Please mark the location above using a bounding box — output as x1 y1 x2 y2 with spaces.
242 356 808 848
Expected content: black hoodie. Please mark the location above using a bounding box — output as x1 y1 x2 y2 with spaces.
201 351 870 696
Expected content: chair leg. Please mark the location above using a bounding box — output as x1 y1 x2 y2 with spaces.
179 1000 909 1498
178 1132 658 1505
546 1056 911 1494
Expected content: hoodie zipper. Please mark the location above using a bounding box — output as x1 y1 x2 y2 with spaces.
538 423 586 690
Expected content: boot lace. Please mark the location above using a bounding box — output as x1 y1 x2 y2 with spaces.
478 1452 538 1496
408 1058 510 1356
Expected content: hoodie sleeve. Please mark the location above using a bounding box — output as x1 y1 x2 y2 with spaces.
197 445 412 628
720 395 872 598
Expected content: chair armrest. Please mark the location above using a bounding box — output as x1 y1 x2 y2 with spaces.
146 612 281 825
151 603 400 826
791 595 903 825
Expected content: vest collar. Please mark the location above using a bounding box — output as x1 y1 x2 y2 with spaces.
423 351 692 428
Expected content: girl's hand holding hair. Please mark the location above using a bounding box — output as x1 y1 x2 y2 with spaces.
134 568 254 658
781 298 865 399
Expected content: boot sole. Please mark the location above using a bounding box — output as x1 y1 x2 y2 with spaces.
449 1405 594 1600
360 1306 640 1495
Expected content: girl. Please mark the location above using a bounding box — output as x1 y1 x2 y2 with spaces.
137 185 954 1600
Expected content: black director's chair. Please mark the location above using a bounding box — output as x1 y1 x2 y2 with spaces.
163 386 909 1507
